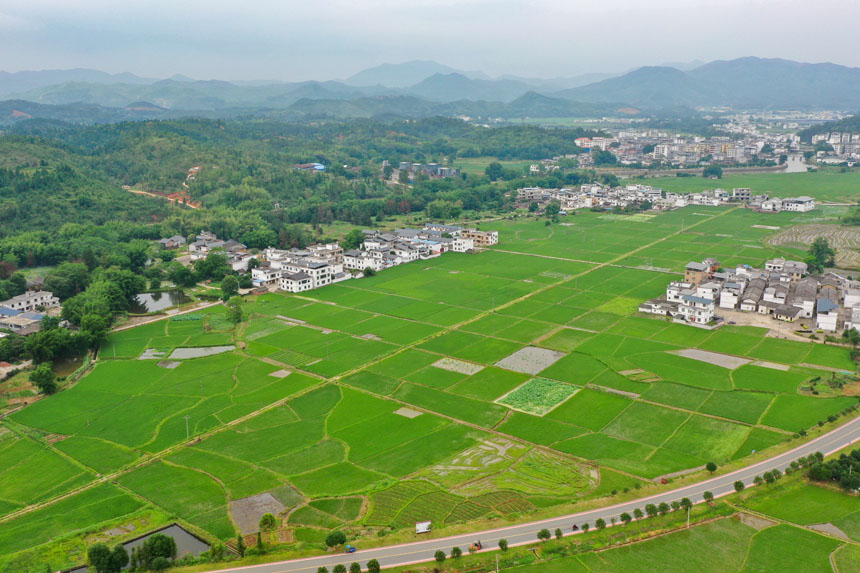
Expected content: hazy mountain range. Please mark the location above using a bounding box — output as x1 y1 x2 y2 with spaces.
1 57 859 125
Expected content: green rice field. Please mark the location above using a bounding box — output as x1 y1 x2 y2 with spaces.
3 204 859 571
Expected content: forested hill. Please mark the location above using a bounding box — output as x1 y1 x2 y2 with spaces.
0 116 603 255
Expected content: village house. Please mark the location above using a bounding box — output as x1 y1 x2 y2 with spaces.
816 298 840 331
158 235 187 249
0 290 60 313
677 294 716 325
0 307 45 335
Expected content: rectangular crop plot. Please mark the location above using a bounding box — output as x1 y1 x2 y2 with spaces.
663 415 750 463
497 378 578 416
547 387 632 431
269 349 317 367
495 346 565 375
603 402 690 447
698 390 773 424
804 344 856 371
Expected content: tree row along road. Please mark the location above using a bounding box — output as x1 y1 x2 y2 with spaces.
212 414 860 573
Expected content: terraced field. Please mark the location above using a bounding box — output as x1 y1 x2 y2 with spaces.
2 207 858 571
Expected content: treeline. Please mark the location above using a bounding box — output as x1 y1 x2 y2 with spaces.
797 114 860 142
808 448 860 490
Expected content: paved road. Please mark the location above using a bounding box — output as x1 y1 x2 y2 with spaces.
212 415 860 573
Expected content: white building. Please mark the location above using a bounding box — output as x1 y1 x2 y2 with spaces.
782 196 816 212
719 282 744 309
816 298 839 331
0 291 60 313
678 295 715 325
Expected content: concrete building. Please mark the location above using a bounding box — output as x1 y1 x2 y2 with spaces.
0 291 60 313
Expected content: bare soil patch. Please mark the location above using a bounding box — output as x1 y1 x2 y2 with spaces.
394 407 423 419
495 346 565 375
738 512 777 530
230 493 286 535
670 348 751 369
269 369 291 378
752 360 790 371
139 348 167 360
169 345 235 359
809 522 850 540
433 358 484 375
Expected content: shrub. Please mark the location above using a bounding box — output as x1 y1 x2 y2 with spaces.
325 531 347 548
259 513 277 532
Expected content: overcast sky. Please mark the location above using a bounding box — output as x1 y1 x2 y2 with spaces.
2 0 859 81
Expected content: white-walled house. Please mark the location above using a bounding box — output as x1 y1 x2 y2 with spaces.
719 282 744 309
0 291 60 312
678 295 715 325
816 298 840 331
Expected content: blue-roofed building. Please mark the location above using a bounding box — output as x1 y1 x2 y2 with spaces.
678 293 716 325
816 297 839 331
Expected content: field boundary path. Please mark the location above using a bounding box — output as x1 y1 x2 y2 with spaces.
9 205 859 570
205 414 860 573
0 208 738 525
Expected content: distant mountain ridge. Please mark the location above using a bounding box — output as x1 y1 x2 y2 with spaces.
344 60 489 87
2 57 860 117
0 68 153 97
560 57 860 109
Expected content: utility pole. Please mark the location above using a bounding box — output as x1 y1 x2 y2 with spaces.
496 554 499 573
687 505 690 528
184 415 191 439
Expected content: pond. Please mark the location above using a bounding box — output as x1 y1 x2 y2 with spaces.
128 290 192 314
62 523 210 572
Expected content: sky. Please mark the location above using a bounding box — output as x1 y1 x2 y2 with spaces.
1 0 860 81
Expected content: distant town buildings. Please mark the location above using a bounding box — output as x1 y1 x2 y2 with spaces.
515 184 815 214
812 133 860 165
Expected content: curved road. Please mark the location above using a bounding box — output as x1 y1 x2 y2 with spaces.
214 415 860 573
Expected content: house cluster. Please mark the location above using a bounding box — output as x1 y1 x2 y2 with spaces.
516 184 815 214
185 231 256 271
640 257 856 332
593 129 797 167
517 184 663 211
812 133 860 165
251 225 498 293
392 161 459 179
0 291 60 335
252 243 350 293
